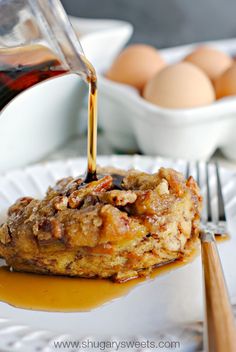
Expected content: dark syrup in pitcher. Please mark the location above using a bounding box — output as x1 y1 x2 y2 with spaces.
0 45 68 111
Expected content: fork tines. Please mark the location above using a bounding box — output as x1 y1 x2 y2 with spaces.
185 161 227 235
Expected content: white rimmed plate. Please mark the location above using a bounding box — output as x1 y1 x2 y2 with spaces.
0 155 235 352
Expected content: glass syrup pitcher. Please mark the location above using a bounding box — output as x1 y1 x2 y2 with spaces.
0 0 97 177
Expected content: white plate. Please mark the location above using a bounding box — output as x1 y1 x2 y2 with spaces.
98 38 236 159
0 155 235 352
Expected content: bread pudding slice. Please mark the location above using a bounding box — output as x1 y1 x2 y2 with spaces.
0 167 202 282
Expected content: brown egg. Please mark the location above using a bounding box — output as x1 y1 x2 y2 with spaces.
106 44 166 91
215 63 236 99
184 46 233 80
143 62 215 109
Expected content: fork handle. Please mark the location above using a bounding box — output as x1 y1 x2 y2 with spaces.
201 231 236 352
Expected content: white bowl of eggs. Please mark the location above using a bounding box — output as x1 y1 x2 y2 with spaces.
98 38 236 160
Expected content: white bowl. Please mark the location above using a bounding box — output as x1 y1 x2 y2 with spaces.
98 38 236 160
0 74 85 172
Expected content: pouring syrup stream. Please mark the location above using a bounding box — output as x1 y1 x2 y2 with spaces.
85 75 98 182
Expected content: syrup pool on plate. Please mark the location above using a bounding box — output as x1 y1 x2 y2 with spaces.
0 248 199 312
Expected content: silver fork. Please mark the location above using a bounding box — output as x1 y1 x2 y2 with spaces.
186 161 236 352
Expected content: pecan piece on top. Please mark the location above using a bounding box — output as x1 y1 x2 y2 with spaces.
68 175 113 209
99 190 137 206
8 197 33 216
53 196 68 211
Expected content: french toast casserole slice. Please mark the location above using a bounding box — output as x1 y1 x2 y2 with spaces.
0 167 202 282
